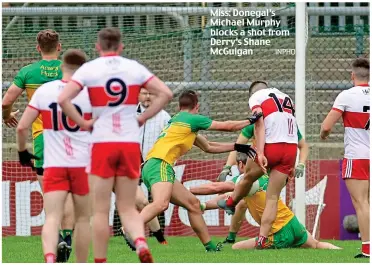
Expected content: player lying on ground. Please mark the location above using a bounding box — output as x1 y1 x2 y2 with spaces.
16 49 92 263
192 153 340 250
215 120 309 243
3 29 74 262
320 58 370 258
58 27 173 263
132 90 260 252
218 81 300 249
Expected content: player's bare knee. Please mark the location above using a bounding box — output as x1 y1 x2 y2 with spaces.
136 198 149 210
155 200 169 212
186 196 201 214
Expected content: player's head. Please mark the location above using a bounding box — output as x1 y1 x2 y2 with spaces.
61 49 87 75
179 90 199 113
249 80 268 96
236 152 248 174
139 88 153 108
36 29 61 55
351 58 369 84
96 27 123 55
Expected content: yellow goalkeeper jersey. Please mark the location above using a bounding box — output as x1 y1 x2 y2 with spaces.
245 176 294 235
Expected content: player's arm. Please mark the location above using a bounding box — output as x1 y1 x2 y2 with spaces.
190 182 235 195
16 106 40 151
2 84 23 127
207 112 262 132
298 138 309 165
137 76 173 126
320 92 345 140
57 81 88 128
320 110 342 140
194 134 234 154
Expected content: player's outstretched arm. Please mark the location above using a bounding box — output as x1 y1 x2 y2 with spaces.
2 84 23 127
190 182 235 195
16 106 40 151
320 109 342 140
194 134 234 154
137 76 173 126
207 112 263 132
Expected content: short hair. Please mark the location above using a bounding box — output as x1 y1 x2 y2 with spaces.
249 80 268 95
36 29 60 53
97 27 122 51
236 152 248 165
62 49 87 71
352 58 370 80
179 90 198 110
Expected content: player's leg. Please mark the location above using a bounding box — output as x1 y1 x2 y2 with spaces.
257 169 287 247
91 174 115 262
345 178 370 257
70 168 91 263
135 186 167 244
171 180 221 252
60 193 75 260
218 159 263 214
300 232 341 249
41 168 69 263
116 177 153 262
140 159 174 224
224 200 247 244
232 238 256 249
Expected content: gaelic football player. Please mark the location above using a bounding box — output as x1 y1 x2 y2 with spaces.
321 58 370 258
58 27 173 263
2 29 74 262
198 153 340 250
137 90 260 252
16 49 92 263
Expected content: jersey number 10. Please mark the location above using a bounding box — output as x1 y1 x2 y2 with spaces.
49 102 82 132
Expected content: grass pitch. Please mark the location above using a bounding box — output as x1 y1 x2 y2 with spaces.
2 236 369 263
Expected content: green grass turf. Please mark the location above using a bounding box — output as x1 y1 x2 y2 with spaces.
2 236 369 263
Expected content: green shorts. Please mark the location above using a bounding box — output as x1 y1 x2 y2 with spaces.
32 134 44 170
142 158 175 191
258 216 308 249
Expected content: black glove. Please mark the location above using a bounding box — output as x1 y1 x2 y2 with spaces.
234 144 257 160
18 150 40 170
247 112 263 124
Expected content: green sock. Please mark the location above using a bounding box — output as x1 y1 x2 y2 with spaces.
204 241 217 251
227 232 237 240
61 229 73 239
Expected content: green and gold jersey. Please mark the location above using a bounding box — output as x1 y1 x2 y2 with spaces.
12 60 62 139
146 111 212 165
241 124 303 141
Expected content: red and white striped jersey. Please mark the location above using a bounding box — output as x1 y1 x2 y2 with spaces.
28 80 92 168
249 88 298 144
71 55 154 143
332 84 370 159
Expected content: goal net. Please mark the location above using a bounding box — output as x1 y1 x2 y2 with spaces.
2 3 368 239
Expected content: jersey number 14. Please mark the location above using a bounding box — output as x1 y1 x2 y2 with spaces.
269 93 295 135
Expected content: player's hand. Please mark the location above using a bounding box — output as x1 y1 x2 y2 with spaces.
257 153 268 173
234 143 257 160
3 109 20 128
295 163 305 178
216 165 231 182
18 149 40 170
247 112 263 125
81 118 96 132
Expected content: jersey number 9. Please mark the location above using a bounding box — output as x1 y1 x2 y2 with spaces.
105 78 127 107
